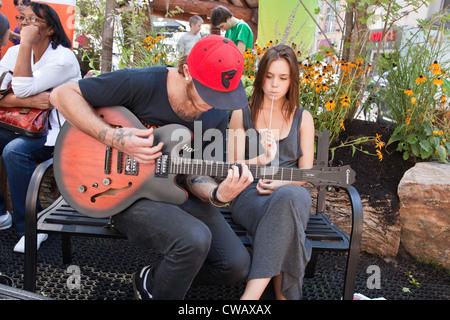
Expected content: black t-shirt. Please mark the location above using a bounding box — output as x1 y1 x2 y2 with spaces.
78 66 229 161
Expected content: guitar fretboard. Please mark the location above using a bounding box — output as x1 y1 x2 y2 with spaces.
168 157 306 181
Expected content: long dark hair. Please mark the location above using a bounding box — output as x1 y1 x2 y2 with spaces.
249 45 300 124
30 2 71 49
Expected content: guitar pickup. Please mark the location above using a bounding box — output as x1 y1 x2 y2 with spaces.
124 155 139 176
155 154 169 178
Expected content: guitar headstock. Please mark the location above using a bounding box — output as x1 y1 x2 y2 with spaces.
307 165 356 188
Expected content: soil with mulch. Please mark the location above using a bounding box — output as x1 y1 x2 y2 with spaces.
331 119 416 214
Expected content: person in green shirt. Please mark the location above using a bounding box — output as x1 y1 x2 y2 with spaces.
211 5 253 55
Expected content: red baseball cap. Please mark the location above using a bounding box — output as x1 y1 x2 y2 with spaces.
187 35 247 110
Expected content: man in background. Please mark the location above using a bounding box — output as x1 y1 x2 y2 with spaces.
210 5 253 55
177 15 204 56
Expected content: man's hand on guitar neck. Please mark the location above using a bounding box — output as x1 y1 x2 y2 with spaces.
215 164 254 203
185 164 254 205
109 127 164 164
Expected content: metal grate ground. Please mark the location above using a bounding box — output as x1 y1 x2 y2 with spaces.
0 228 448 300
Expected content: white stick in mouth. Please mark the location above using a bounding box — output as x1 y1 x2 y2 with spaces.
263 94 275 161
268 93 274 130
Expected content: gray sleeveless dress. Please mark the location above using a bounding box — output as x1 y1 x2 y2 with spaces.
230 106 312 300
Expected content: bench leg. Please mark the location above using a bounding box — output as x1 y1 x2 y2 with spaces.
342 245 359 300
24 228 38 292
304 250 319 278
342 186 363 300
62 235 72 264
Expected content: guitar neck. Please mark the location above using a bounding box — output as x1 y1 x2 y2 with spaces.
161 156 355 187
168 157 306 181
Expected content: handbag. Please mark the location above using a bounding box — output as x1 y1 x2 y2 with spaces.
0 71 50 138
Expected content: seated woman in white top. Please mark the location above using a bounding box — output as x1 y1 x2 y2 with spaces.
0 2 81 252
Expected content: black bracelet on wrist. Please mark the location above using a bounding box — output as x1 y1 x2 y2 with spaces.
209 187 230 208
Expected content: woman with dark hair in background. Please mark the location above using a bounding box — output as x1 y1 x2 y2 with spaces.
0 2 81 252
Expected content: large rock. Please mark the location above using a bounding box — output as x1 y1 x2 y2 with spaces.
398 162 450 269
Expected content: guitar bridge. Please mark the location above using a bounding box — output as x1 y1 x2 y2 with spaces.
155 154 169 178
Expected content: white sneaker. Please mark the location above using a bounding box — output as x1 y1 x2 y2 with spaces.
0 211 12 230
13 234 48 253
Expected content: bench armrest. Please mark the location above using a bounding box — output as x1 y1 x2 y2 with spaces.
25 158 54 226
345 185 363 249
24 158 54 292
343 185 363 300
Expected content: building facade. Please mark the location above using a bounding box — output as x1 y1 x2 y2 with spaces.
314 0 449 64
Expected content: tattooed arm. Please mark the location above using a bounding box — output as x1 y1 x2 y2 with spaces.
184 175 218 203
50 82 163 164
184 163 254 204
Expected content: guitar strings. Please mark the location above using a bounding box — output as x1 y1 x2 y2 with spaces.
168 156 309 180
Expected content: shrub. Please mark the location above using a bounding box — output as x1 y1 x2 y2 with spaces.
384 17 449 164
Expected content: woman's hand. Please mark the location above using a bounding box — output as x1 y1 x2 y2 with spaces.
259 128 277 165
18 25 41 46
28 92 52 109
256 179 289 195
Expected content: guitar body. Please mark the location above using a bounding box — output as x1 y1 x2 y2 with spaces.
54 106 190 218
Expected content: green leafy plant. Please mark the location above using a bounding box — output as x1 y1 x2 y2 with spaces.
406 271 420 287
384 15 450 164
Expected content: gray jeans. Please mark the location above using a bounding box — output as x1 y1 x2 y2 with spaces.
114 196 251 299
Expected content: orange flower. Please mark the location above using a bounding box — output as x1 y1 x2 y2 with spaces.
429 61 441 74
416 75 427 84
375 139 385 149
432 68 442 75
375 135 386 150
325 99 336 111
376 149 383 161
411 97 417 104
340 95 350 107
433 78 444 86
404 89 413 96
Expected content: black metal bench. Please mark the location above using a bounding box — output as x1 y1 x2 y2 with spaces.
23 130 363 300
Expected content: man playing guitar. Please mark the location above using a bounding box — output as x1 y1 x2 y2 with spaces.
50 35 253 300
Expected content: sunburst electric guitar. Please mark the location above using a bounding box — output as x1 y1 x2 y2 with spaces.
54 106 356 218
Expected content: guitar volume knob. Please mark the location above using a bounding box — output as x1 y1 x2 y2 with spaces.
78 185 87 193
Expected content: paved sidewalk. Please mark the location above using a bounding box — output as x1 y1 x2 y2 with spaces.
0 228 448 300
